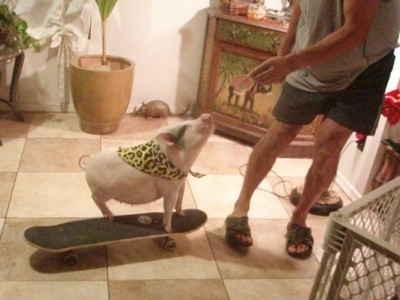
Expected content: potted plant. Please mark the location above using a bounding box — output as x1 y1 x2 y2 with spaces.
0 1 40 51
70 0 135 134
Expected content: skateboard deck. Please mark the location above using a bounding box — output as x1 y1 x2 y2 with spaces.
24 209 207 253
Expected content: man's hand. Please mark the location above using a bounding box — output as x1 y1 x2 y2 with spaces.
249 56 294 85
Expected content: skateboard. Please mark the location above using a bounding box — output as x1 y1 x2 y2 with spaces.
24 209 207 265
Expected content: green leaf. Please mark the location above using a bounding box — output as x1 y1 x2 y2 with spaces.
96 0 118 22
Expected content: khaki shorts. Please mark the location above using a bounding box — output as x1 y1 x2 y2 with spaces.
273 51 395 135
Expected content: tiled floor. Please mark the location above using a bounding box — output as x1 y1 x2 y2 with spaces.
0 112 352 300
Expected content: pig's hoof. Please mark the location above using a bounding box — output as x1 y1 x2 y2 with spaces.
104 213 114 221
63 251 79 266
160 237 176 251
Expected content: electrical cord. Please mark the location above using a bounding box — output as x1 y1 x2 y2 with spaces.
238 162 293 199
238 139 358 199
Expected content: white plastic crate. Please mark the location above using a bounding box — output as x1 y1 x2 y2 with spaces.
310 177 400 300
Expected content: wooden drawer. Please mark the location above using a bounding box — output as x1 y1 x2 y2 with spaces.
216 20 284 54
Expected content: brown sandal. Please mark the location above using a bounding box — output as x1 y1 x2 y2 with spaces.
286 224 314 259
225 216 253 247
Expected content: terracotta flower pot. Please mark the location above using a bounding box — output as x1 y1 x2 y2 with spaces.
70 55 134 134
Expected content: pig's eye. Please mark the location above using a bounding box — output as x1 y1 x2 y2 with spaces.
175 125 189 143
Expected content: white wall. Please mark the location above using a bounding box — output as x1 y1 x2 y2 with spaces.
89 0 214 113
337 47 400 199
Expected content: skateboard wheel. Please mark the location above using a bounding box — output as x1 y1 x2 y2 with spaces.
161 237 177 251
64 252 79 266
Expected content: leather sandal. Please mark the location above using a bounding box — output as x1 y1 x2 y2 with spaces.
286 223 314 259
225 216 253 247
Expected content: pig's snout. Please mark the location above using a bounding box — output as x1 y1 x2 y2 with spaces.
200 113 213 123
199 113 214 131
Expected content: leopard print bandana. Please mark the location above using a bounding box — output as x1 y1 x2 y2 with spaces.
117 139 204 180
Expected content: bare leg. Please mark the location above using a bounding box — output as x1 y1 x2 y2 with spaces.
227 121 302 244
288 118 352 255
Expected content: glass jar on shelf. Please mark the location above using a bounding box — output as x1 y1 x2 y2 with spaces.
247 3 266 21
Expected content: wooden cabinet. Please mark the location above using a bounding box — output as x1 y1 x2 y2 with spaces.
195 9 319 158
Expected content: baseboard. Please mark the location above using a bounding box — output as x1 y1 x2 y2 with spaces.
335 171 362 202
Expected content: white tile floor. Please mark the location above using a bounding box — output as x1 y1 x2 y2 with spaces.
0 112 352 300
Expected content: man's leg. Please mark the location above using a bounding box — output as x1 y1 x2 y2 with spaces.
287 118 352 256
226 120 302 246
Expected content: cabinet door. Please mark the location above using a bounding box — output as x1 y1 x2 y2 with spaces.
211 42 281 137
196 13 318 157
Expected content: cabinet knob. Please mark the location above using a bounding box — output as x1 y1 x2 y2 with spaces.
271 37 281 50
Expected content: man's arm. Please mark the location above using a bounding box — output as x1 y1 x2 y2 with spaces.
251 0 382 84
287 0 381 68
277 0 301 57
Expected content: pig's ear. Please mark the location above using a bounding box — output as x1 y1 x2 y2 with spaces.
156 133 176 146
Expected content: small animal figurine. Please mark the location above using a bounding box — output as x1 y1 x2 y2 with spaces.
84 114 215 232
131 100 191 118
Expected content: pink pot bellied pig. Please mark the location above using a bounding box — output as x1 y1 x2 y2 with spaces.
84 114 214 232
